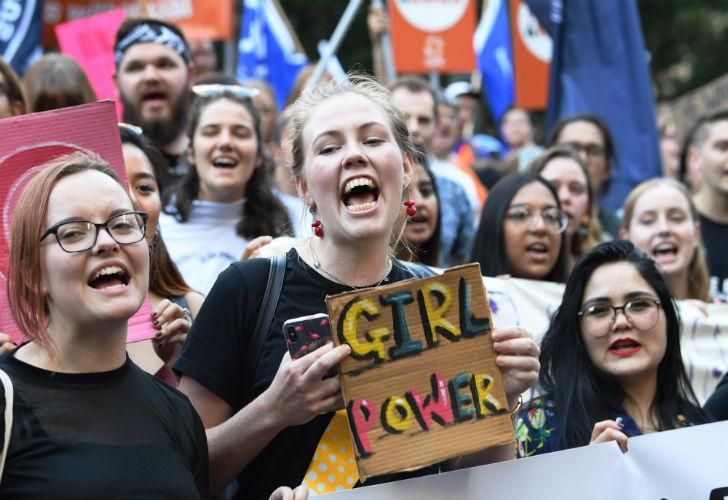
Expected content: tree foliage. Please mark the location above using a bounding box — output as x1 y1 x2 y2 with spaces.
638 0 728 100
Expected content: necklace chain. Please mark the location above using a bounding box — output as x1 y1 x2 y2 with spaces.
307 239 391 289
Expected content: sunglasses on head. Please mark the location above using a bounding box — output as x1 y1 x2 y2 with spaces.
191 84 260 99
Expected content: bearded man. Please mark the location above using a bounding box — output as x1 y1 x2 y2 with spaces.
114 18 195 193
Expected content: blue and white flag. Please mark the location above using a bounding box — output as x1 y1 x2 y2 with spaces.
473 0 514 122
533 0 661 212
0 0 43 75
237 0 308 110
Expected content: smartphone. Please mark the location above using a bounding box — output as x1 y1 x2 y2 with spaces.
282 313 333 360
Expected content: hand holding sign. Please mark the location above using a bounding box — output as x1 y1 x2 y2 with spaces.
590 419 629 453
492 326 540 408
327 263 517 480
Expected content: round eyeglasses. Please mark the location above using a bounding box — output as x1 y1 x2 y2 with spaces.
505 204 568 234
562 141 606 159
41 211 148 253
578 297 662 336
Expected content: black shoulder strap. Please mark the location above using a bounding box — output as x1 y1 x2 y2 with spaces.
243 253 287 405
399 260 437 279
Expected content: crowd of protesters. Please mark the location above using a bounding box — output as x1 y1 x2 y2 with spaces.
0 12 726 500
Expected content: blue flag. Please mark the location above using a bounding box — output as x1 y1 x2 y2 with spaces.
0 0 43 75
474 0 514 122
532 0 661 212
237 0 308 110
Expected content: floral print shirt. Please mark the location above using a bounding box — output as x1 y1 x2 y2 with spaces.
515 398 697 458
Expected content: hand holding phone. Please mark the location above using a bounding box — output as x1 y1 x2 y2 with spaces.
282 313 333 360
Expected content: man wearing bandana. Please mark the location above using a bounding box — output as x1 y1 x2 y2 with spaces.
113 18 195 194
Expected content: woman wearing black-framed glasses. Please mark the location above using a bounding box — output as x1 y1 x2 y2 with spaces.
1 153 209 498
515 240 707 458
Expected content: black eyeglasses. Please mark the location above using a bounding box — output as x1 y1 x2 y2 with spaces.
505 204 568 234
562 141 606 159
41 211 148 253
191 84 260 99
578 297 662 336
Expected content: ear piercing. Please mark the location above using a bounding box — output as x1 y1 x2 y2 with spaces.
311 220 324 238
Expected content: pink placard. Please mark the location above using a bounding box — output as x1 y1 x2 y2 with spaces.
55 9 126 118
127 296 157 343
0 101 126 344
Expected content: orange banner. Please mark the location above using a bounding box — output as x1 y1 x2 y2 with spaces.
43 0 233 46
510 0 550 109
388 0 476 74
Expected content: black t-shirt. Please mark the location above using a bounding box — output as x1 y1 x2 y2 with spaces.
0 353 209 499
175 249 438 499
699 214 728 297
705 372 728 422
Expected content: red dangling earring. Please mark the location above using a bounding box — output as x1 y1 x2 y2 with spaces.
404 200 416 217
311 220 324 238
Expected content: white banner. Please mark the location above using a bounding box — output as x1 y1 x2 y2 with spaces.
326 420 728 499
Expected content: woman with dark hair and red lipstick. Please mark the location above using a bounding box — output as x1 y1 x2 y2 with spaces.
515 240 707 458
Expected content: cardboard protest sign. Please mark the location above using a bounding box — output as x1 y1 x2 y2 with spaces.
56 9 126 117
388 0 476 73
326 263 514 480
0 101 156 346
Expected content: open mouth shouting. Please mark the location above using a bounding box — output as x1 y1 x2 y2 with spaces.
341 176 380 213
87 264 131 293
141 89 168 110
650 241 679 265
525 241 550 262
609 337 642 357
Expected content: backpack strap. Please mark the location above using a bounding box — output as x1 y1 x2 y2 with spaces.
243 253 287 405
399 260 437 279
0 367 13 484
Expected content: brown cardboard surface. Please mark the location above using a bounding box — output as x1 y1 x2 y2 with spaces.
326 263 515 480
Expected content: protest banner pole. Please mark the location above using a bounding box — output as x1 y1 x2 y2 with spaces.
305 0 364 91
271 0 307 54
371 0 397 81
430 71 440 91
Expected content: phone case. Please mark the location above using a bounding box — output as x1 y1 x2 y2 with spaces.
283 313 332 359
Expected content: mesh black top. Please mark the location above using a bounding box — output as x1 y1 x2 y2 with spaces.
0 352 209 499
